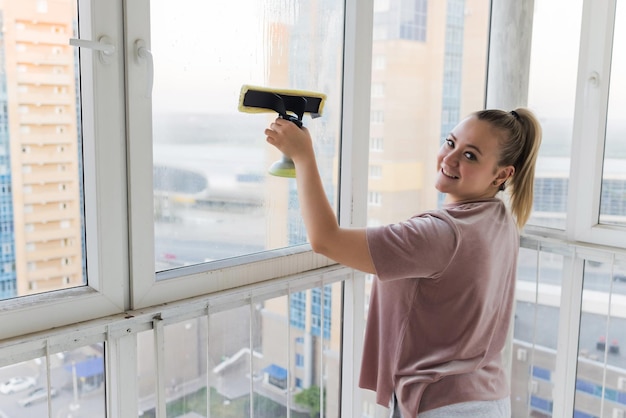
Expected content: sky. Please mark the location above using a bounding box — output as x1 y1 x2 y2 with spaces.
528 0 625 120
148 0 625 121
149 1 267 114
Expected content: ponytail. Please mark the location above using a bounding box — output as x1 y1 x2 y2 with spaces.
473 108 542 229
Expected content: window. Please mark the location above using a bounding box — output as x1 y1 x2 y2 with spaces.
374 0 427 42
373 54 387 70
558 0 626 247
513 2 626 416
400 0 428 41
511 241 566 415
368 191 382 206
0 2 623 418
526 0 582 230
0 1 87 305
369 165 382 179
371 83 384 98
600 1 626 227
574 257 626 416
0 0 127 340
126 0 346 307
370 137 384 152
0 0 346 339
370 110 384 124
290 291 307 330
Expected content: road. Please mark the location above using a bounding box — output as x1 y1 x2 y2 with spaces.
0 358 104 418
154 204 267 270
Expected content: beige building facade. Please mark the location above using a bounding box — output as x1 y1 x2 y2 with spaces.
1 0 83 296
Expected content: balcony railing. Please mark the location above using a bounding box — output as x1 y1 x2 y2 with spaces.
1 238 625 417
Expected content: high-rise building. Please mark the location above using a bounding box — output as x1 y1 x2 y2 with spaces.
0 0 83 297
0 13 16 300
368 0 489 225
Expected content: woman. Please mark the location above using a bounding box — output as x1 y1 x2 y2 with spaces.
265 108 541 417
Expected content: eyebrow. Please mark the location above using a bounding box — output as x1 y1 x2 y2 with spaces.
449 133 483 156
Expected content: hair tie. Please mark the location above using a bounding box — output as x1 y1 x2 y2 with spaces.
510 110 520 120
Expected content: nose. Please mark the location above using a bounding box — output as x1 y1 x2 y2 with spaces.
442 148 460 166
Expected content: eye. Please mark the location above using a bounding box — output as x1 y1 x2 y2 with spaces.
464 151 477 161
445 138 454 147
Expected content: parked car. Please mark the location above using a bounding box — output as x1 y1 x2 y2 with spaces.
17 387 58 407
0 377 36 395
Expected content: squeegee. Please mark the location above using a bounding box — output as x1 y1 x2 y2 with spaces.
238 85 326 178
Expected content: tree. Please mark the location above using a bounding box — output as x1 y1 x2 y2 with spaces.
294 385 323 418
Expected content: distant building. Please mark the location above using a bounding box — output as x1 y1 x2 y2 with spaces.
0 0 84 296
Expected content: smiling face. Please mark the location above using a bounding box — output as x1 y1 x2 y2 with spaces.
435 116 514 204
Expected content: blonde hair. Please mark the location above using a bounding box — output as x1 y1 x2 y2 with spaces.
473 108 542 229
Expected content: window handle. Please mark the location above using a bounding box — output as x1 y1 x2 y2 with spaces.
135 39 154 99
69 36 115 64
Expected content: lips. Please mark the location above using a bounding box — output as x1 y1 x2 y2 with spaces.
441 168 459 179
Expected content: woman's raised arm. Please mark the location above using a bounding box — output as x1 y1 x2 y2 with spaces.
265 118 376 274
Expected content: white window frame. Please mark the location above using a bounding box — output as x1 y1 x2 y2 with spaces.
123 0 358 309
566 0 625 249
0 0 374 340
517 2 625 416
524 0 625 250
0 0 128 341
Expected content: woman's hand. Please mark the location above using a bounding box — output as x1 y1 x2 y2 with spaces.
264 117 315 164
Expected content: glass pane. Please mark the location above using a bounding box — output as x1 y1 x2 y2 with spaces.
257 287 342 418
163 318 208 418
137 312 251 417
0 344 105 417
0 1 86 301
135 286 345 418
137 329 156 416
600 1 626 227
55 344 105 417
151 1 344 272
574 260 626 417
526 0 583 229
511 246 565 416
208 306 253 417
255 295 291 418
367 0 489 225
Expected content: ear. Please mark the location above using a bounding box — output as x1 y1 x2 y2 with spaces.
494 165 515 188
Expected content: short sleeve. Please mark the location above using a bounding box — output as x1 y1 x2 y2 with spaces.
366 213 458 281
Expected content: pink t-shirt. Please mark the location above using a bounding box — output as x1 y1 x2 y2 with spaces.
359 198 519 417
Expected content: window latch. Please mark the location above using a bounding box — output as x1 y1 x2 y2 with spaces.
69 36 116 65
134 39 154 99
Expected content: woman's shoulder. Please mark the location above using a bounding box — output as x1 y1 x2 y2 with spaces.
428 199 516 233
439 198 508 218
